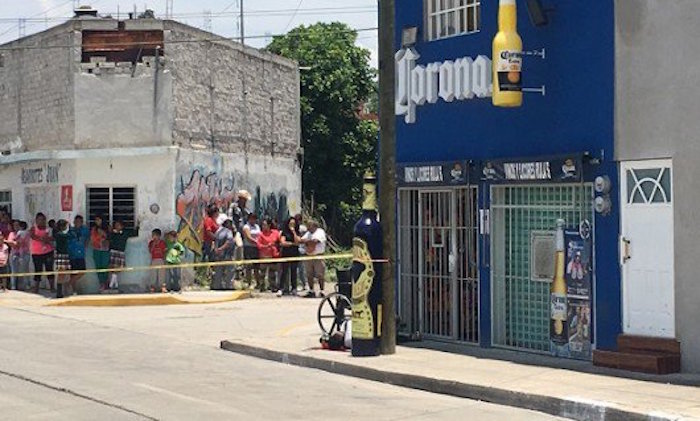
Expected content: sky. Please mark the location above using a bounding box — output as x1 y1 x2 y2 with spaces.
0 0 379 67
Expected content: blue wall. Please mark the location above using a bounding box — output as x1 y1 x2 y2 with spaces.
395 1 615 162
395 1 621 351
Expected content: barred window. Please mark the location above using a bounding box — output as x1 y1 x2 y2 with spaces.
87 186 137 232
0 190 11 216
427 0 481 41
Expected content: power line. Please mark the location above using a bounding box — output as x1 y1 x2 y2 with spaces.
283 0 304 32
0 5 377 23
0 26 378 52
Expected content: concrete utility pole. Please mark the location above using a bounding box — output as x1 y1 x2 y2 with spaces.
378 0 396 355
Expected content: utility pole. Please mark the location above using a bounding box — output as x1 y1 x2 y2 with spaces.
239 0 245 45
165 0 173 19
378 0 396 355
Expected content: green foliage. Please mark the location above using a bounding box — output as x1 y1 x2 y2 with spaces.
267 22 378 245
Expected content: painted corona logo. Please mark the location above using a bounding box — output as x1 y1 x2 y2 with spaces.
395 48 492 124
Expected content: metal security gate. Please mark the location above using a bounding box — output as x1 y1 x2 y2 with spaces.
398 187 479 343
490 184 593 352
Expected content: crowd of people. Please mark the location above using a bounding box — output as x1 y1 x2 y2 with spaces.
0 189 329 299
0 209 138 298
175 189 329 298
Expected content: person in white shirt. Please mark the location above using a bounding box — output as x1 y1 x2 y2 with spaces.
301 221 327 297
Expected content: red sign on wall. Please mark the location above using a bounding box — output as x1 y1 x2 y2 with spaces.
61 185 73 212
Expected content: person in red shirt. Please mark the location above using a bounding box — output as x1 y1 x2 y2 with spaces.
256 218 281 293
202 205 219 262
148 229 168 292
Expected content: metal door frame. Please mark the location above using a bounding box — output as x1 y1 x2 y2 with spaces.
397 186 479 344
489 183 595 354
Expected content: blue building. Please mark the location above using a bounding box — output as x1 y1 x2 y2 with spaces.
393 1 623 363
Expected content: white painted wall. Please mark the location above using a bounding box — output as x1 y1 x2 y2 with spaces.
0 146 302 294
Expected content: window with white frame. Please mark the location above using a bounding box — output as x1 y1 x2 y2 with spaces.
427 0 481 41
87 187 137 232
0 190 11 216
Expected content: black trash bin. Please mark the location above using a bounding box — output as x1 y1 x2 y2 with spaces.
335 268 352 298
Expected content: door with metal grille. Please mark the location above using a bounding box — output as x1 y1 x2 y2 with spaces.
398 188 479 343
490 184 593 352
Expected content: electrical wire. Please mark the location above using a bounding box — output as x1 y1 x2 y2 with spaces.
0 5 377 22
0 26 378 52
283 0 304 32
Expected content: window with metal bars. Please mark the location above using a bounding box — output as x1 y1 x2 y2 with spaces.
87 187 137 233
426 0 481 41
0 190 11 216
490 184 593 353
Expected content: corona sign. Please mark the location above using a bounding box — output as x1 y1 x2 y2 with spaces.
395 48 492 124
492 0 523 107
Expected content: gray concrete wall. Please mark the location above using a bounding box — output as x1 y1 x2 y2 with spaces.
164 22 300 160
615 0 700 372
0 24 75 153
74 63 173 148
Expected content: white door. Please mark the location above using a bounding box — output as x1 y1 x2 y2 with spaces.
620 160 675 338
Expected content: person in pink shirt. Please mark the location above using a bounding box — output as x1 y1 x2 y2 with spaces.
256 218 281 292
30 213 55 293
0 231 10 291
6 220 30 291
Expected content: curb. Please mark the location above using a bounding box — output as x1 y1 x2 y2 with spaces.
219 340 684 421
45 291 251 307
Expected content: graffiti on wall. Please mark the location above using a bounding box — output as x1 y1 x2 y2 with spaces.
176 170 235 255
254 186 290 225
176 170 291 256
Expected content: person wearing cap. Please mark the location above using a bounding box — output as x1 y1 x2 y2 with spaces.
228 190 252 231
241 213 262 289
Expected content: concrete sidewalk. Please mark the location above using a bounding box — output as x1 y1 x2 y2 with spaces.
220 318 700 421
0 290 250 307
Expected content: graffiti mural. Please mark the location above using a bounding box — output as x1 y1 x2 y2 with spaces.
254 186 290 224
176 170 235 255
176 170 292 256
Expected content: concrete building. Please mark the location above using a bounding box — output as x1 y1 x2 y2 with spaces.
0 9 301 291
394 1 695 372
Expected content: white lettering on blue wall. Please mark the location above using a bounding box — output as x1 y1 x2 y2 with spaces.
396 48 493 124
404 166 444 183
503 162 552 180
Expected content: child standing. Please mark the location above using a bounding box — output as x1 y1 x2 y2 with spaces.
53 220 71 299
108 221 130 291
7 221 30 291
30 213 55 293
91 216 110 291
0 232 10 291
148 229 167 293
165 231 185 292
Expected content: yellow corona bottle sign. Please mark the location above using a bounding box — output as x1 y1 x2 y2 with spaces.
493 0 523 107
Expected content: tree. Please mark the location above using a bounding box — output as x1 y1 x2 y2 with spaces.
268 22 378 245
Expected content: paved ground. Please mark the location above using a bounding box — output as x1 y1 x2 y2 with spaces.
0 296 568 420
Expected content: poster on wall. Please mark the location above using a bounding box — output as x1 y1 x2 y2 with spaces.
564 224 593 360
61 185 73 212
567 298 592 359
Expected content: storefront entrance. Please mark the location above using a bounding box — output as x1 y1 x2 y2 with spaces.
490 184 594 353
620 160 675 338
398 187 479 343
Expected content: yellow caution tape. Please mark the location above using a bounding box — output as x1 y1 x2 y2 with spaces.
0 253 391 279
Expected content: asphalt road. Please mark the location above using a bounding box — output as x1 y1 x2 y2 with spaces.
0 298 571 420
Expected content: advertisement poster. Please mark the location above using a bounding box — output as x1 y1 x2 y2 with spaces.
60 185 73 212
564 224 593 360
567 298 592 359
